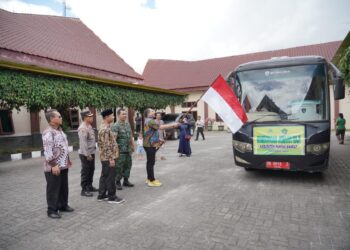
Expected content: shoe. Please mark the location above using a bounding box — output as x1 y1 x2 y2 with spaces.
116 180 123 190
59 206 74 212
145 179 160 184
81 190 93 197
123 179 134 187
87 186 99 192
195 139 198 141
48 212 61 219
148 180 162 187
108 196 125 204
97 194 108 202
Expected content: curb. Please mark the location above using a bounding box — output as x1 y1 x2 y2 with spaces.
1 146 75 163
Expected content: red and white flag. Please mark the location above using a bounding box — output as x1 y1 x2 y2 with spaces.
201 75 248 133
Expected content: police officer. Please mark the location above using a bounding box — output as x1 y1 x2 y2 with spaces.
78 110 98 197
112 108 135 190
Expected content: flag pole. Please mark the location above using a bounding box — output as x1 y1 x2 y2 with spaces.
181 75 223 118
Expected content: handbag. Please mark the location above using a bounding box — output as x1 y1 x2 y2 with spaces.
185 135 191 141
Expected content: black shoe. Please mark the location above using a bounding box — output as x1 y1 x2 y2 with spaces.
97 194 108 202
108 196 125 204
116 180 123 190
48 212 61 219
87 186 99 192
81 190 93 197
123 179 134 187
59 206 74 212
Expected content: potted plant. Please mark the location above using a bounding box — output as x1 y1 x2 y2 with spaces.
218 122 224 131
205 118 215 131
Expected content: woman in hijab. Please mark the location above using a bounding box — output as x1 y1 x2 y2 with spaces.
178 116 192 157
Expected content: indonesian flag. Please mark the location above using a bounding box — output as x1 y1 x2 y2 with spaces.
201 75 248 133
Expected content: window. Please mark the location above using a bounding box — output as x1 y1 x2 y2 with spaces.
181 102 197 108
215 113 223 122
68 109 79 129
0 110 14 134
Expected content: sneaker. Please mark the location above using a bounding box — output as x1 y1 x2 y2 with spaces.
108 197 125 204
145 179 161 184
97 195 108 202
148 180 162 187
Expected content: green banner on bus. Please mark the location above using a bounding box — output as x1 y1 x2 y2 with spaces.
253 126 305 155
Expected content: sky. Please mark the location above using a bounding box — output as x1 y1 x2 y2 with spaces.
0 0 349 74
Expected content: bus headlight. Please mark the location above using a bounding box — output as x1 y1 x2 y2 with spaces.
306 143 329 155
232 140 252 153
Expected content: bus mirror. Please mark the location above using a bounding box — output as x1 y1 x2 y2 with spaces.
333 77 345 100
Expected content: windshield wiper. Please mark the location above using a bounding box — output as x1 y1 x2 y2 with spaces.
241 114 280 128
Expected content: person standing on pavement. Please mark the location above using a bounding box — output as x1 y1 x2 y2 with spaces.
155 112 166 160
143 108 179 187
178 117 192 157
78 110 98 197
135 112 142 133
42 109 74 219
336 113 346 144
112 108 135 190
97 109 125 204
195 115 205 141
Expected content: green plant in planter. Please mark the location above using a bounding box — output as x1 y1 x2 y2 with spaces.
206 118 215 131
218 122 225 131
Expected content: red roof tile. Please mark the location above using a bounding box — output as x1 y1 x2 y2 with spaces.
143 41 342 91
0 9 142 81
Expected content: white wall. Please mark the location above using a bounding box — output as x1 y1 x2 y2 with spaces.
11 108 31 136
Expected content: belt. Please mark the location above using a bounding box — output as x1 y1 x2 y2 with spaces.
120 152 130 154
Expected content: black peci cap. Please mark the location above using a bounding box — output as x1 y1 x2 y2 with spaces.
101 108 113 118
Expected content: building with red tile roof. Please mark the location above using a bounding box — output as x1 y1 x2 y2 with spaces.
0 8 142 84
143 41 341 91
0 9 184 149
142 39 349 130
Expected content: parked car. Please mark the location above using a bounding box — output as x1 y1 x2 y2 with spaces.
162 113 195 140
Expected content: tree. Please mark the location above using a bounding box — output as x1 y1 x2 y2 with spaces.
339 46 350 86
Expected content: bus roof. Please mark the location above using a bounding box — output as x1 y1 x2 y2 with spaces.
233 56 328 72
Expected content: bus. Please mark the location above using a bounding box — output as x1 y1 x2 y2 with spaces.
227 56 345 172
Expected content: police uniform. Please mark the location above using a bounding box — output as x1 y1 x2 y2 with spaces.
111 120 134 188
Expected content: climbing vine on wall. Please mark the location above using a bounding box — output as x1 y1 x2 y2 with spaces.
0 68 186 111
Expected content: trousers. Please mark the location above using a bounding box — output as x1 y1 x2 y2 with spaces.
144 147 156 181
115 153 132 181
98 160 116 199
79 154 95 190
45 169 69 214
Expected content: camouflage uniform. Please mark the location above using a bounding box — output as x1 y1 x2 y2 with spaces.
112 121 133 181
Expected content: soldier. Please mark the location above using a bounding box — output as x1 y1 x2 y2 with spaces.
78 110 98 197
97 109 125 204
112 108 135 190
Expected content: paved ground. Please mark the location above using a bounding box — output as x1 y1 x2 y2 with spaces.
0 132 349 250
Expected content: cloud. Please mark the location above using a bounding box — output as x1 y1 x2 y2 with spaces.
0 0 60 16
2 0 349 74
66 0 349 73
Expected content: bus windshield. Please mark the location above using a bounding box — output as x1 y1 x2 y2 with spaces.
235 64 328 122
